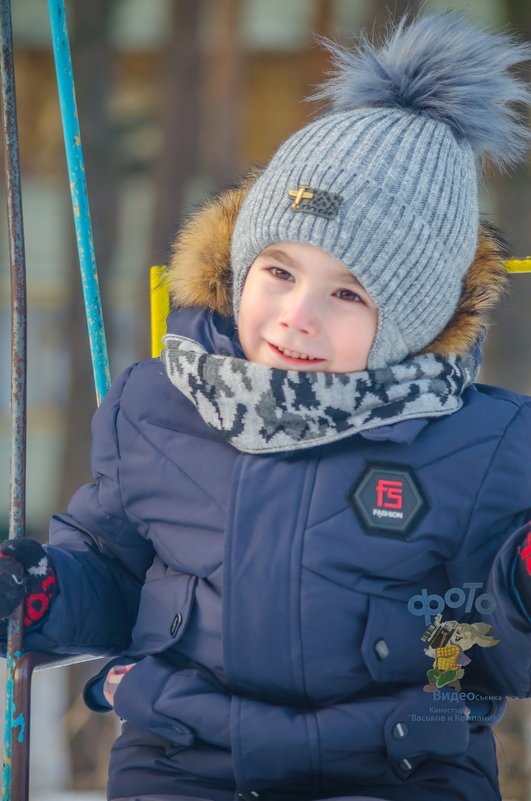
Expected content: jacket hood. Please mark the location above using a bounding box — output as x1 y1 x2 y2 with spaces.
166 171 509 359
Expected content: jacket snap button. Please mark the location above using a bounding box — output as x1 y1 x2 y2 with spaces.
170 612 183 637
398 758 413 771
237 793 261 800
374 638 389 659
392 722 408 739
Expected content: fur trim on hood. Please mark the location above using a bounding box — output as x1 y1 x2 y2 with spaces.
167 172 509 359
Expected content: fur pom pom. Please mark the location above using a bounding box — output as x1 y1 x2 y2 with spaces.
311 13 531 172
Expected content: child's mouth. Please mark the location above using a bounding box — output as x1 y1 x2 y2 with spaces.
268 342 325 365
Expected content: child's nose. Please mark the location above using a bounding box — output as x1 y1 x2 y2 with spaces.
278 292 319 335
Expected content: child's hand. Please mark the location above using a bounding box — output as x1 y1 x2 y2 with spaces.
103 663 136 707
0 539 56 626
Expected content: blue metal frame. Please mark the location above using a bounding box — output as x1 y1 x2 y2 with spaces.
1 2 110 798
48 0 110 404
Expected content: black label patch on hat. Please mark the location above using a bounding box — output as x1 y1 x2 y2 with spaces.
287 185 343 219
348 463 429 539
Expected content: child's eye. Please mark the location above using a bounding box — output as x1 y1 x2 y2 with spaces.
268 266 293 281
335 289 363 302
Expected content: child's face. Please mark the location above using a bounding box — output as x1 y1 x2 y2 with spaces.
237 241 378 372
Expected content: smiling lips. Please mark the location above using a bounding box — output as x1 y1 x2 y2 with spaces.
269 342 324 363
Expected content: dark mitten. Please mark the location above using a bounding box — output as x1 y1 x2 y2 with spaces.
0 551 24 620
0 539 57 627
513 528 531 619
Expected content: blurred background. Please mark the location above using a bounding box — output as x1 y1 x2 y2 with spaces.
0 0 529 798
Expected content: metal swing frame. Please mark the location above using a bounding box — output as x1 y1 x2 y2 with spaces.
1 1 109 799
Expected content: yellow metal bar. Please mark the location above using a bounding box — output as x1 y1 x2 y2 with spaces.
505 258 531 274
150 265 170 358
148 259 529 360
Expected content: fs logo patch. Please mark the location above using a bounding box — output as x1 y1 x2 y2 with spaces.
348 463 429 539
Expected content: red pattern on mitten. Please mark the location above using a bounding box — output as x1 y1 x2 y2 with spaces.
24 572 57 627
519 530 531 573
0 539 57 628
514 525 531 620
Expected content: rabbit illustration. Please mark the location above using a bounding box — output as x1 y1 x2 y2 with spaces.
421 614 499 692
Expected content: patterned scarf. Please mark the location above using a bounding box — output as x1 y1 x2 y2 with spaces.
161 334 478 454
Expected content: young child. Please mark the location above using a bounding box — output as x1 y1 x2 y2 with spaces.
1 12 531 801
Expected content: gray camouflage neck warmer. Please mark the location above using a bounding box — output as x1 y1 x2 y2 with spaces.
161 334 478 454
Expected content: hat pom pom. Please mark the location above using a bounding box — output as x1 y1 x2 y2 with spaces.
311 13 531 172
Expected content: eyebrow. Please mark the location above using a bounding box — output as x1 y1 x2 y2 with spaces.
260 248 362 285
260 248 298 268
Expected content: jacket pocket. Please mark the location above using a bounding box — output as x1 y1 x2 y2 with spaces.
126 557 198 656
361 593 429 684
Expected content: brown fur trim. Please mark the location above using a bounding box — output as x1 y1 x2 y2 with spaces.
167 173 508 357
167 170 259 316
421 223 508 357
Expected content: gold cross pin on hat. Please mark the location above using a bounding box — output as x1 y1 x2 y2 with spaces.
288 185 314 209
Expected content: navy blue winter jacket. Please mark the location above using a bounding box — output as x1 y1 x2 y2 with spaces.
18 186 531 800
20 298 531 797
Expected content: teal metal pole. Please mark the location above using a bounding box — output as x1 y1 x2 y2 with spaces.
47 0 111 404
0 0 27 796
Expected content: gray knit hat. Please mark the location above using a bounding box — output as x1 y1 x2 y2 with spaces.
231 13 530 369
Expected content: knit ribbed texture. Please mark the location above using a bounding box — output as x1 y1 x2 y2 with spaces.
231 107 478 368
